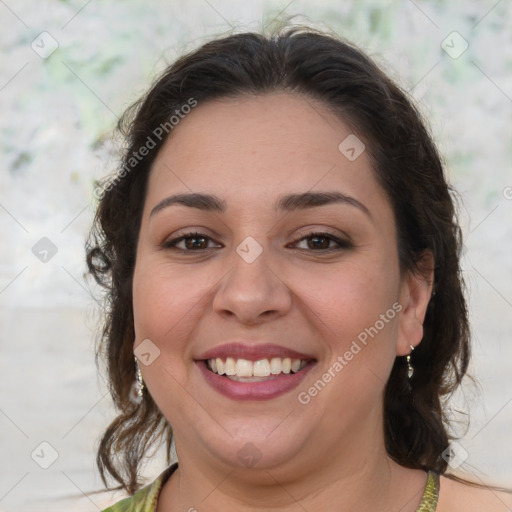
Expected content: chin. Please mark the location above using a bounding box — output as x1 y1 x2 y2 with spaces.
199 418 310 472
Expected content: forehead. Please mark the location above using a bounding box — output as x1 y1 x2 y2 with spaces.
146 92 389 218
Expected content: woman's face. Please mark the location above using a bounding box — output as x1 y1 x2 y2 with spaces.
132 92 430 476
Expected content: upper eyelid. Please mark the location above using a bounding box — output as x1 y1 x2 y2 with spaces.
167 224 349 239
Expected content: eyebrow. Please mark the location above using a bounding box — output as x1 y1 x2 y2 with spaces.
149 191 371 218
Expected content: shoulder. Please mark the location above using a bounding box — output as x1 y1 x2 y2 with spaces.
101 463 178 512
437 474 512 512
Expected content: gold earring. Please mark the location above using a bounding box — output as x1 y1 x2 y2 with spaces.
406 344 415 379
135 356 144 397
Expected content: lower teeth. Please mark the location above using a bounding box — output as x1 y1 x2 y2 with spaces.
224 375 281 382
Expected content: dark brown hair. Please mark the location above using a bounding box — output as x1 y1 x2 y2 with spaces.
87 22 472 494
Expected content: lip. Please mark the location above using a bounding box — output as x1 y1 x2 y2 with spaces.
196 359 316 401
194 342 317 401
195 342 316 362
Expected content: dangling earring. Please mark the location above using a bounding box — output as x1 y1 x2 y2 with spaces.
135 356 144 397
406 345 415 394
406 344 415 379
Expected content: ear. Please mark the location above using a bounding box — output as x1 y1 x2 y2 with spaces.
396 250 434 357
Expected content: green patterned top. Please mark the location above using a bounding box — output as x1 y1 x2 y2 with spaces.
102 463 178 512
102 465 440 511
417 471 440 512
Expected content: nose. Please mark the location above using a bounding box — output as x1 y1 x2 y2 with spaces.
212 240 292 325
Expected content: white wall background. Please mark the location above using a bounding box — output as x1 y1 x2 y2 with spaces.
0 1 511 510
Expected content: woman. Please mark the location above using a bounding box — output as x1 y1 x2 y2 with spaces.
87 23 512 511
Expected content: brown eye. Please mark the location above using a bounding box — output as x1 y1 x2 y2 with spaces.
163 232 222 252
305 234 331 250
291 232 352 252
183 234 208 250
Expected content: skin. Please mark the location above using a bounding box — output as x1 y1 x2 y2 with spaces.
131 92 512 511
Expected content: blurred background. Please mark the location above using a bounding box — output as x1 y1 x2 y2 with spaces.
0 1 511 510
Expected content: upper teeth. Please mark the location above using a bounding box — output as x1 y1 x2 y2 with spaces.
207 357 308 377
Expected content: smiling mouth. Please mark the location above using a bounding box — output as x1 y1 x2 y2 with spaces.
204 357 312 382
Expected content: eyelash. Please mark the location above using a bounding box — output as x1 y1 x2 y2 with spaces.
162 230 352 254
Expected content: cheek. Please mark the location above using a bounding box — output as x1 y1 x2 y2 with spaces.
295 258 400 379
135 275 178 333
131 260 208 417
299 257 398 331
294 264 400 419
132 259 215 358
